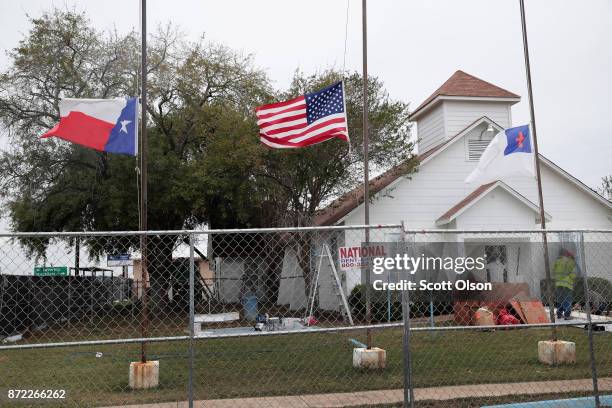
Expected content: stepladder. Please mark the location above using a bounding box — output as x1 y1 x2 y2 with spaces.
306 243 354 326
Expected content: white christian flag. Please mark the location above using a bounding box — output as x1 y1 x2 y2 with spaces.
465 125 535 184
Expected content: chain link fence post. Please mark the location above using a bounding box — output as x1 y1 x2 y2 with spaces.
579 232 601 408
400 222 414 408
188 233 195 408
365 225 373 348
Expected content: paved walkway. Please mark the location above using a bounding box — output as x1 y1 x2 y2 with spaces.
104 377 612 408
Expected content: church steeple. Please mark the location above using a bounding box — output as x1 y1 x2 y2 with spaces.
410 71 520 152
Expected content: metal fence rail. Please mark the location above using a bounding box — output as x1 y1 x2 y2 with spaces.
0 226 610 407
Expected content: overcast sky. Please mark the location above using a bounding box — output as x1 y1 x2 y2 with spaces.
0 0 610 191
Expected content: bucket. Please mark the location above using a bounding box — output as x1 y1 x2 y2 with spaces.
242 294 258 321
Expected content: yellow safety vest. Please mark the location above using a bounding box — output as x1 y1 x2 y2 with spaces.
553 256 576 289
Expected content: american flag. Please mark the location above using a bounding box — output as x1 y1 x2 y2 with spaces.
256 81 349 148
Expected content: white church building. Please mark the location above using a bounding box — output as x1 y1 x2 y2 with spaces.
315 70 611 230
274 70 612 311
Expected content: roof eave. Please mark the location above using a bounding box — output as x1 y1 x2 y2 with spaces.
409 95 521 121
435 218 451 227
539 155 612 210
435 181 552 226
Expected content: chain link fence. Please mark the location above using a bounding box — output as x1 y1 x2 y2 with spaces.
0 226 610 407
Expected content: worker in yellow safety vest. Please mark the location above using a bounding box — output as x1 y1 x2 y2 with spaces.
553 248 577 320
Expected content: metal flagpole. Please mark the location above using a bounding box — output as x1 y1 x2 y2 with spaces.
362 0 372 349
188 234 195 408
518 0 557 339
139 0 150 363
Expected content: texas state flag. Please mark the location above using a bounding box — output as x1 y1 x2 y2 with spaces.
465 125 535 184
42 97 138 156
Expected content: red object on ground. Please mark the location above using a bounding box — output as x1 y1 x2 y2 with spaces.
497 308 520 325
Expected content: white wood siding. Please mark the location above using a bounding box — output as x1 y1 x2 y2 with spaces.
415 103 445 152
455 187 536 230
444 100 511 138
504 165 612 229
344 129 491 229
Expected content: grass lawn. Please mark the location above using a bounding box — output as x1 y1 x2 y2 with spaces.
0 326 609 407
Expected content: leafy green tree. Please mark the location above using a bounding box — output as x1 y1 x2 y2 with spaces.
0 9 270 308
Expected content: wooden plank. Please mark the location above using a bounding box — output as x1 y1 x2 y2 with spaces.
518 300 550 324
194 312 240 323
509 300 528 324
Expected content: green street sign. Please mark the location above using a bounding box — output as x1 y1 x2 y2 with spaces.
34 266 68 276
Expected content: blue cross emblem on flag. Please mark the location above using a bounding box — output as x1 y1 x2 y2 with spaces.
503 125 532 156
